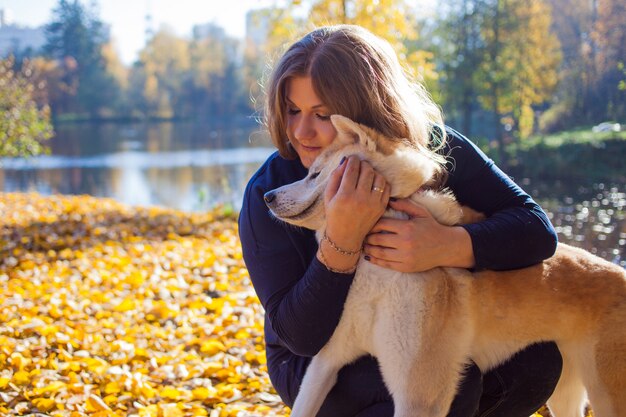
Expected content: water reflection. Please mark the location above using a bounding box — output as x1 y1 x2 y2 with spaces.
526 180 625 268
0 121 274 212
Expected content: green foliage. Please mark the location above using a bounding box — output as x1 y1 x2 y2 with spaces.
0 58 53 158
522 127 626 149
507 137 626 182
501 126 626 182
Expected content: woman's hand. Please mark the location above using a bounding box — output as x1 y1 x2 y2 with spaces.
318 156 390 272
363 198 475 272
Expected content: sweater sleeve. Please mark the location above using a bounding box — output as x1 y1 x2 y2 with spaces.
238 159 355 357
443 128 558 270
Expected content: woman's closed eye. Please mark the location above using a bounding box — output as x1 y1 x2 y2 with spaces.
287 107 330 121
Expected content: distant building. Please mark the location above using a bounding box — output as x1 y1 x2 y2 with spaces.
245 9 270 47
193 22 228 42
0 9 46 57
192 21 241 65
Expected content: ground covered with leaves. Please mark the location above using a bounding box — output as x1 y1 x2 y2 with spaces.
0 193 290 417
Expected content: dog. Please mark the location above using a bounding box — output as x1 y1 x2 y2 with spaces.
263 115 626 417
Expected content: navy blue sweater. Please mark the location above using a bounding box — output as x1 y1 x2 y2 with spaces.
238 127 558 405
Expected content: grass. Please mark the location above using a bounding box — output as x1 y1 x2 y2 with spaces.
497 127 626 183
516 125 626 150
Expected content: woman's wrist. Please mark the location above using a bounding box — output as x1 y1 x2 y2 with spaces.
317 236 361 274
441 226 475 268
323 223 366 253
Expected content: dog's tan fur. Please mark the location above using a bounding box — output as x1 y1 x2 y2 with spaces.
264 115 626 417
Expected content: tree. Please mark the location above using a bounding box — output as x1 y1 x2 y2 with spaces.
187 24 246 118
0 58 53 158
540 0 593 130
478 0 560 159
130 27 190 119
43 0 121 117
437 0 488 137
543 0 625 129
591 0 626 120
268 0 437 83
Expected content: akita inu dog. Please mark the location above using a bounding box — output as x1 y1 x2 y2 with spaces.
263 115 626 417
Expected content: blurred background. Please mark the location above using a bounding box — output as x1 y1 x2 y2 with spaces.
0 0 624 265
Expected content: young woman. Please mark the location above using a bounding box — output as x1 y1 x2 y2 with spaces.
239 25 562 417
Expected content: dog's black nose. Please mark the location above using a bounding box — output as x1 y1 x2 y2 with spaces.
264 191 276 205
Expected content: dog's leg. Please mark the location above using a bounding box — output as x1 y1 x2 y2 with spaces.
547 345 587 417
585 313 626 417
378 348 467 417
373 306 470 417
290 351 342 417
290 332 366 417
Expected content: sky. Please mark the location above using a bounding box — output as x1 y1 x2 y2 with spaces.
0 0 278 64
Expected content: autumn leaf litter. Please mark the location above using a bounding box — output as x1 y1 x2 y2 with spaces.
0 193 290 417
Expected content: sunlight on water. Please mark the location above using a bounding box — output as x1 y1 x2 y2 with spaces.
0 148 276 170
532 182 625 268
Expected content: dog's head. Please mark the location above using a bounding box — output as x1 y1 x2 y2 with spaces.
264 115 439 231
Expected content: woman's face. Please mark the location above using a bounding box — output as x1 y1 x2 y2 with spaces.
285 76 337 168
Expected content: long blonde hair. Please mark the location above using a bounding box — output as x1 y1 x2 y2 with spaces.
265 25 445 165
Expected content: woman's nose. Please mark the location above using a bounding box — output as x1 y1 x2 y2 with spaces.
293 117 314 141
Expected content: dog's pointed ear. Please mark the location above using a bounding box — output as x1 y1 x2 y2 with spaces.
331 115 376 151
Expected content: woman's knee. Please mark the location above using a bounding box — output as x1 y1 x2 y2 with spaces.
478 342 563 417
510 342 562 390
316 356 391 417
447 362 482 417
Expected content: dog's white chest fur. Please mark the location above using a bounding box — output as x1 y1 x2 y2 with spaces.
337 261 433 357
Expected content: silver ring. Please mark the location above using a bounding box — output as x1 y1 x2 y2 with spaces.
372 186 384 193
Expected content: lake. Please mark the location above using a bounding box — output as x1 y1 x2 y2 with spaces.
1 120 275 212
1 121 624 268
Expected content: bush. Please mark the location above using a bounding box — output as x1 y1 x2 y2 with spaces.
0 58 54 158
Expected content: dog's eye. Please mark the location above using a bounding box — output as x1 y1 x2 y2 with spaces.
310 172 320 179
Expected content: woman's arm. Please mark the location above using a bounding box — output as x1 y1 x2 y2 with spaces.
239 170 353 357
363 127 557 272
444 127 557 270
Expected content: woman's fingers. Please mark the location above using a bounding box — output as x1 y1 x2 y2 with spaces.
355 160 375 192
337 155 360 192
324 157 348 201
370 172 388 201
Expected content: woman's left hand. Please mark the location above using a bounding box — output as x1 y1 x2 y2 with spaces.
363 198 475 273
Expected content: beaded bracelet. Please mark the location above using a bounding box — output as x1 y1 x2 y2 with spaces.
321 231 362 256
318 245 358 274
